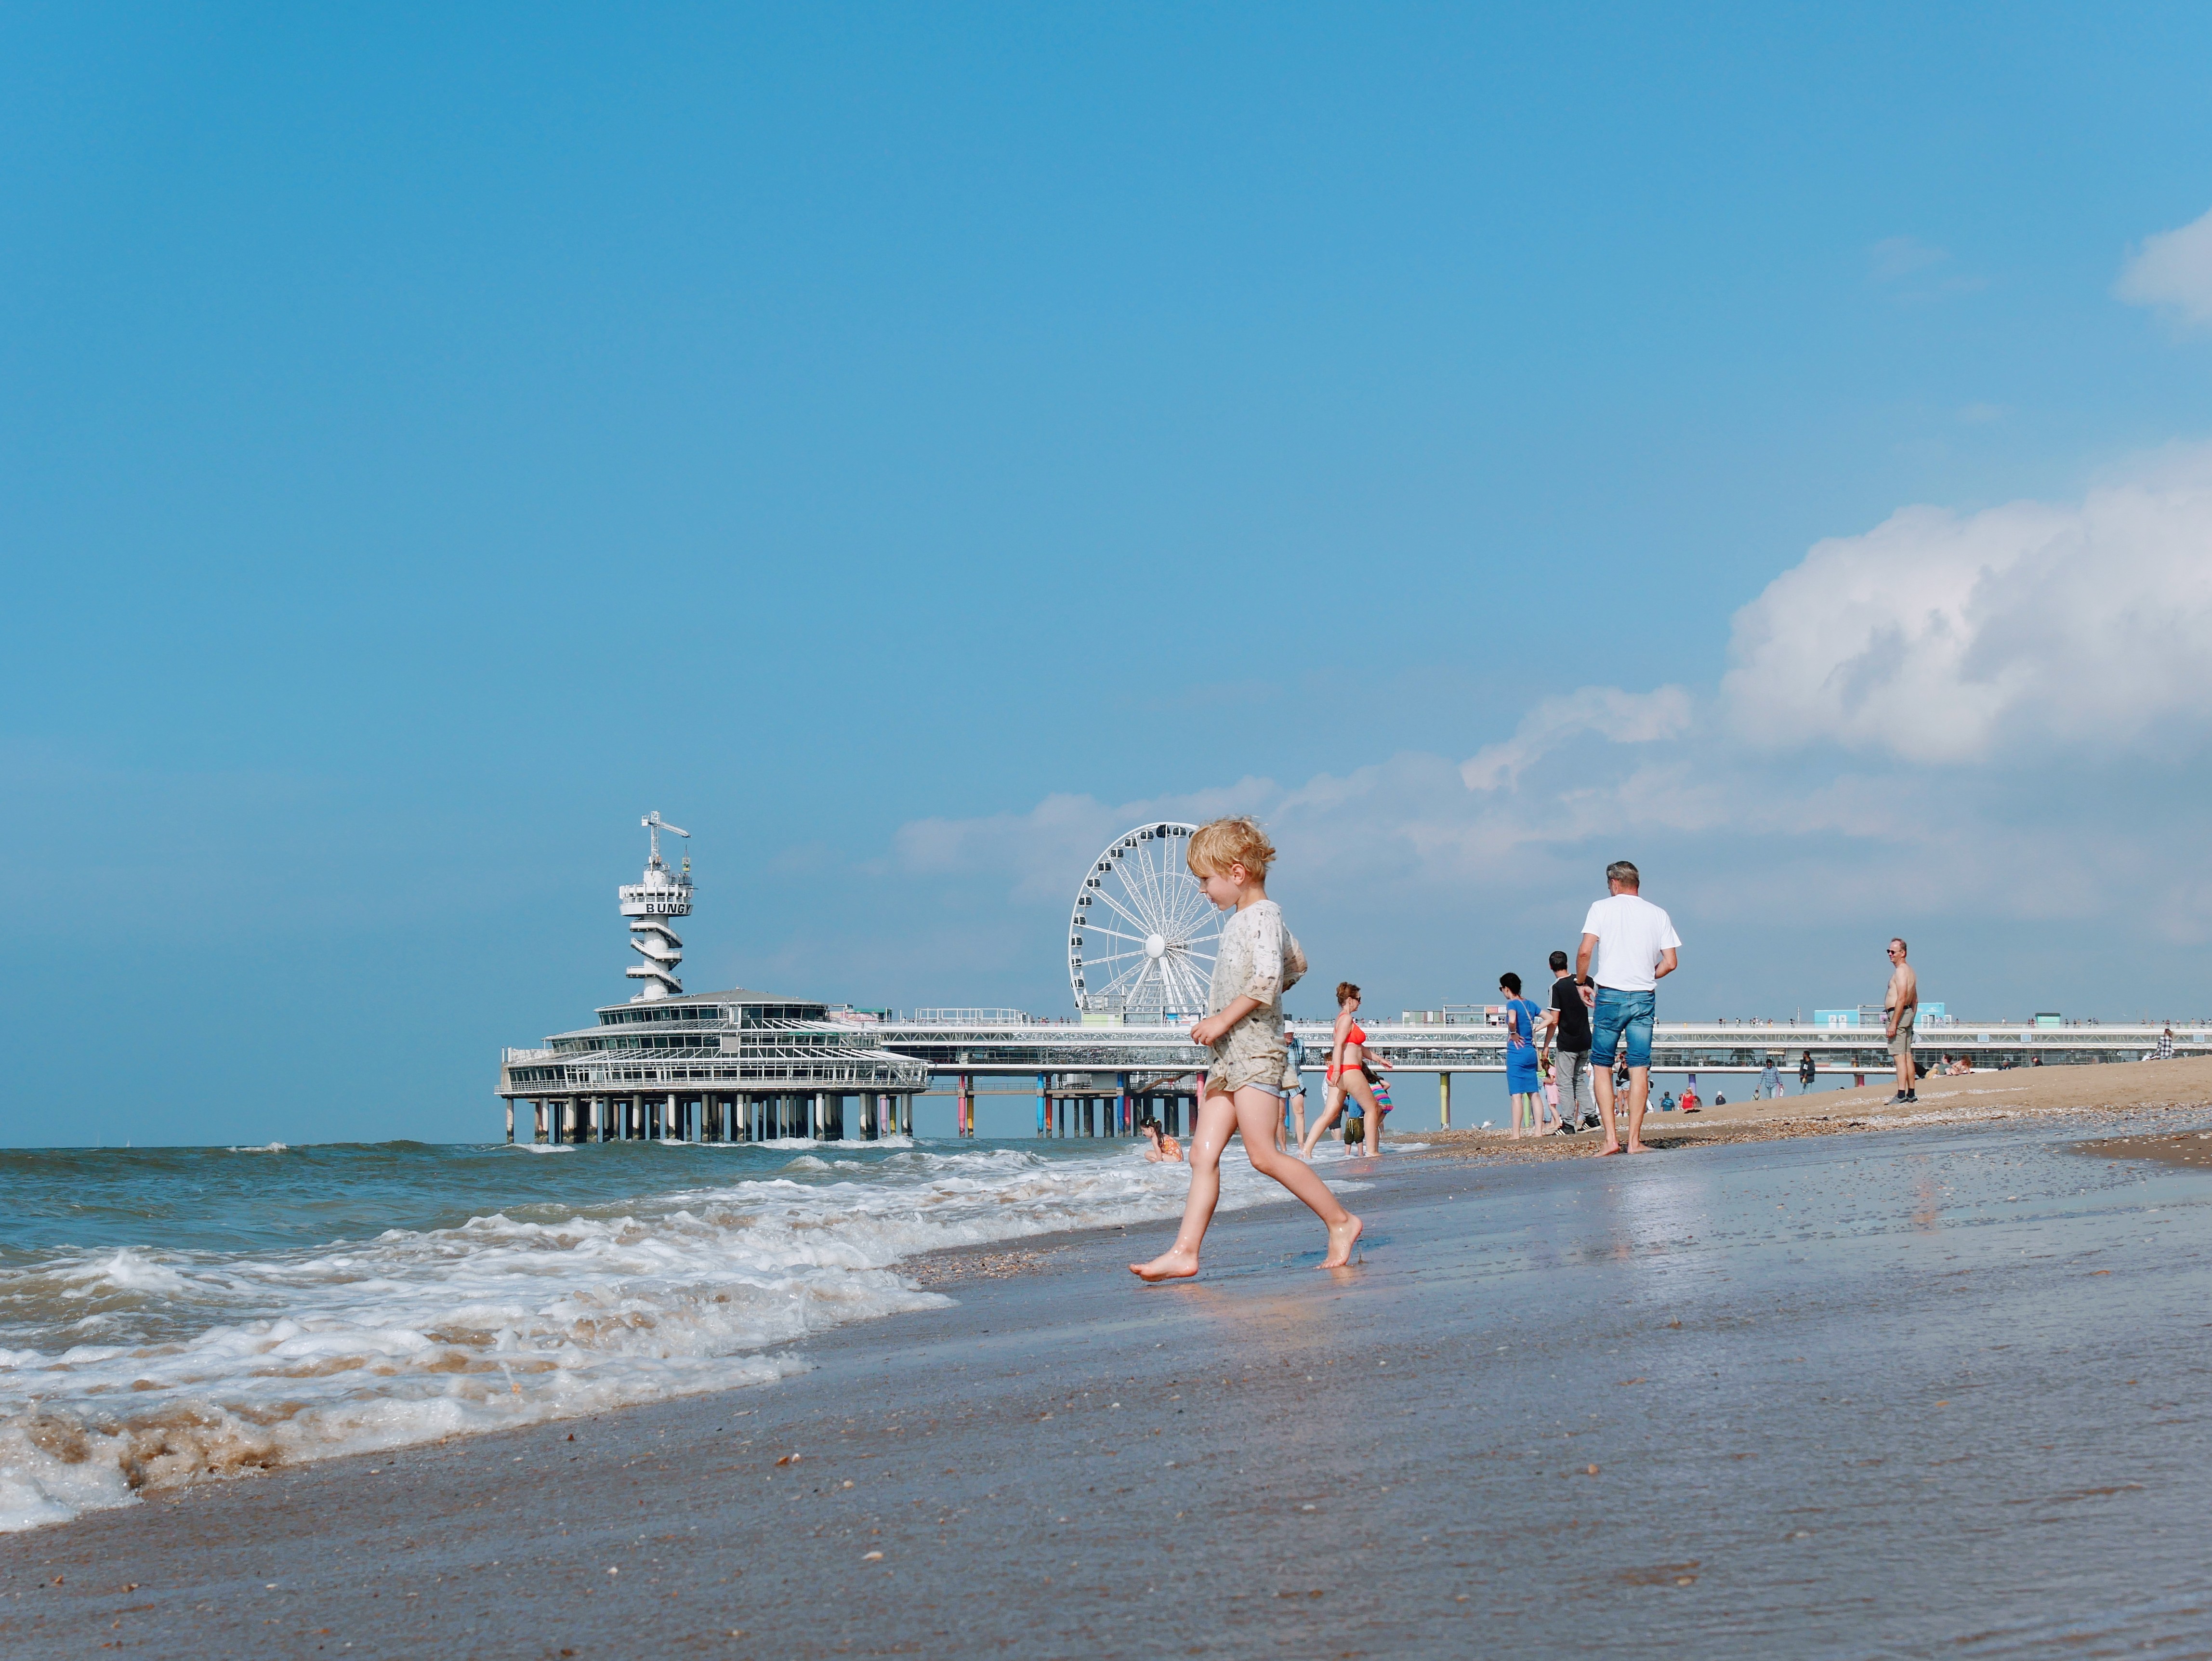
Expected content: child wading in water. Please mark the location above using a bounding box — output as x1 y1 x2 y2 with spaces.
1131 818 1363 1282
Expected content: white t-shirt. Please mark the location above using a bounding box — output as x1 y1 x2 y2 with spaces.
1580 893 1681 992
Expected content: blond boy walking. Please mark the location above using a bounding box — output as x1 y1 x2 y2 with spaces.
1131 818 1362 1281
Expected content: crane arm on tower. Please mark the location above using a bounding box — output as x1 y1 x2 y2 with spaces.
641 810 691 869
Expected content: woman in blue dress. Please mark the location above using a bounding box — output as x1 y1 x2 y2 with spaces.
1500 973 1547 1137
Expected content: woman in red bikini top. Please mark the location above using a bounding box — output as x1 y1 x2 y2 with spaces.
1299 981 1393 1160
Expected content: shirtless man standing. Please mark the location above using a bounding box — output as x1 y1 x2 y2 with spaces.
1884 938 1919 1105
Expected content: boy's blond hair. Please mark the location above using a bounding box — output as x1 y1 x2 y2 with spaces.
1187 816 1276 880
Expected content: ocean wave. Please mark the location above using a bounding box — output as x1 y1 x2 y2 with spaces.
0 1140 1302 1532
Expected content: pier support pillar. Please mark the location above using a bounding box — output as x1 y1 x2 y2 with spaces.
1439 1072 1451 1131
504 1100 515 1145
1036 1074 1049 1138
1117 1073 1129 1136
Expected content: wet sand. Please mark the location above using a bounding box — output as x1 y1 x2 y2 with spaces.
7 1065 2212 1658
2075 1128 2212 1170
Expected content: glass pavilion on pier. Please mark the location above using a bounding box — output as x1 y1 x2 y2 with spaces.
498 987 929 1145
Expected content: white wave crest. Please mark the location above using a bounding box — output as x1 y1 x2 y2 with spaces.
0 1141 1305 1532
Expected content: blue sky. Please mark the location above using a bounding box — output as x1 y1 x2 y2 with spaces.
5 5 2212 1143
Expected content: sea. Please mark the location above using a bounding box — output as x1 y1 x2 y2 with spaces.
0 1136 1363 1532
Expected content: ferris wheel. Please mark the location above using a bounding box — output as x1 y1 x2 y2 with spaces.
1067 822 1224 1021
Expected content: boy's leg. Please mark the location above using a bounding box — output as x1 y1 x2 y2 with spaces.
1131 1084 1242 1281
1235 1088 1360 1266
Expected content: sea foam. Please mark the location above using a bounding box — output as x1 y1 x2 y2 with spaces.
0 1141 1310 1531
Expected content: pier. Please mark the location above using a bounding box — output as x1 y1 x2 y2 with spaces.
498 817 2207 1142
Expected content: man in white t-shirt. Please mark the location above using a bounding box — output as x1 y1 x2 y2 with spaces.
1575 860 1681 1156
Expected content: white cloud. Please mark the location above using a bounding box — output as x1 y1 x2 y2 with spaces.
1459 685 1694 791
1720 444 2212 762
893 781 1274 900
1870 236 1949 281
2116 204 2212 329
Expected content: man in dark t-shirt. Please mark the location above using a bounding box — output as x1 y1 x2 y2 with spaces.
1540 949 1596 1131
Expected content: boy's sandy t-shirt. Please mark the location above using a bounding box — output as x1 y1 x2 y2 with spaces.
1204 899 1303 1091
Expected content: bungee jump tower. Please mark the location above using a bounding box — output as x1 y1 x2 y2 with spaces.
497 814 926 1144
621 810 692 1000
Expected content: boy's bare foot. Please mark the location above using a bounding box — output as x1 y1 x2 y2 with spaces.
1131 1247 1199 1282
1592 1141 1623 1156
1625 1140 1649 1153
1319 1213 1362 1268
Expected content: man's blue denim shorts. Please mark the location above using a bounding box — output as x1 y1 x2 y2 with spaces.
1590 988 1656 1071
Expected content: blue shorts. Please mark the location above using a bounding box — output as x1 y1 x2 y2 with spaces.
1590 988 1656 1071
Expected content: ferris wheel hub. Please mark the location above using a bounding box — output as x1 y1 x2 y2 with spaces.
1145 933 1167 959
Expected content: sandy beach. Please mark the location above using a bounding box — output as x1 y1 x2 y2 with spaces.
6 1059 2211 1658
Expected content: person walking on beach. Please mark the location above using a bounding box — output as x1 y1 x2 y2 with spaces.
1300 983 1392 1160
1884 938 1919 1105
1799 1050 1817 1094
1540 949 1596 1131
1758 1058 1781 1101
1500 974 1547 1136
1577 860 1681 1156
1281 1024 1308 1151
1132 819 1360 1281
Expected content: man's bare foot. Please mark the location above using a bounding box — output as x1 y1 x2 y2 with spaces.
1592 1141 1623 1156
1625 1140 1649 1154
1319 1213 1363 1268
1131 1247 1199 1282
